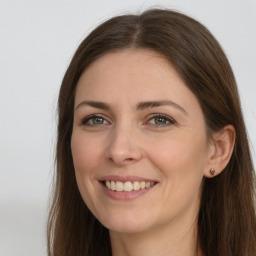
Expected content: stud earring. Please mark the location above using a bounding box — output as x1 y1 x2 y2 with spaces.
209 168 215 176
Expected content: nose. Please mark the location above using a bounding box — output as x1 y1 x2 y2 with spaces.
105 125 143 166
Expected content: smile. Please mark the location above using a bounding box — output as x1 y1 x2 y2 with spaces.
104 180 156 192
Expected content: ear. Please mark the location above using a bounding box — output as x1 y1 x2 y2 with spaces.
204 125 236 178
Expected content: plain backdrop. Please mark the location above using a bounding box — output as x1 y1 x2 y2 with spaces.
0 0 255 255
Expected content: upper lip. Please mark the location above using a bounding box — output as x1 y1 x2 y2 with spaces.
99 175 158 183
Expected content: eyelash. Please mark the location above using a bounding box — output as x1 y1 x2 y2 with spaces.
80 113 176 127
147 114 176 126
81 114 109 126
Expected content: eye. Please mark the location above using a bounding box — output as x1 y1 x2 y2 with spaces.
81 114 110 126
147 114 175 127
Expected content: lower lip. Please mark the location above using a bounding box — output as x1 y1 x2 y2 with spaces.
100 182 156 201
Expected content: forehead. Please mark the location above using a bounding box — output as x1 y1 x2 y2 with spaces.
75 49 201 114
78 49 173 86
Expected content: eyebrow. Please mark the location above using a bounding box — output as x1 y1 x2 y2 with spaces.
75 100 187 115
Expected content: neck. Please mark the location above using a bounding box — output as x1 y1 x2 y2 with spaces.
110 216 202 256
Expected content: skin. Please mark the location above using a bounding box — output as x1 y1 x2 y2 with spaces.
71 49 235 256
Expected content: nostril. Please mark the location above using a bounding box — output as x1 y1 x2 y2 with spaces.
107 156 135 166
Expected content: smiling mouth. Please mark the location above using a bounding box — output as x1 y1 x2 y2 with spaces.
103 180 157 192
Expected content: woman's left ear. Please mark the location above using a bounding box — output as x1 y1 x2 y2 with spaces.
204 125 236 178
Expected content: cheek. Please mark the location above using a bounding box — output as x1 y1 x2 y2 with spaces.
149 132 208 183
71 133 104 174
150 134 208 210
71 133 105 213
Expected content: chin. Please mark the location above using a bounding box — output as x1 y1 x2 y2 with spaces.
96 209 155 234
107 222 151 234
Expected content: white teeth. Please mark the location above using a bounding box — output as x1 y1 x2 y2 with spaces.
124 181 133 192
104 180 156 191
106 181 111 189
110 181 116 191
115 181 124 192
133 181 140 191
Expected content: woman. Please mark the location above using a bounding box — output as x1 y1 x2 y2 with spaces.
47 9 256 256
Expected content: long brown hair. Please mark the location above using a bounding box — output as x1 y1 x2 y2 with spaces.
47 9 256 256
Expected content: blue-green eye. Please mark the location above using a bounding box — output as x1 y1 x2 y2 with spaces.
148 114 175 126
81 114 175 127
81 114 109 126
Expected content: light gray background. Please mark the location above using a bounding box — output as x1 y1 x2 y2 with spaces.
0 0 255 255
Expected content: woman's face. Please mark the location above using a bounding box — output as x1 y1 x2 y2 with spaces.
71 49 213 235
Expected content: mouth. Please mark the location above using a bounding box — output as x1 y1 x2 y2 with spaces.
99 176 158 200
102 180 157 192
